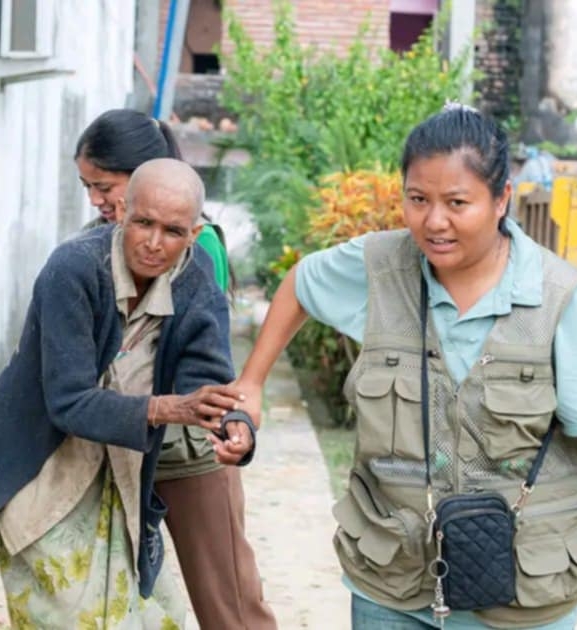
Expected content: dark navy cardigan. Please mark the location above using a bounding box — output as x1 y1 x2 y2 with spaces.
0 225 235 596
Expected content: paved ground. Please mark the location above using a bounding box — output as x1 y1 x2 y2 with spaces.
0 291 349 629
233 304 350 630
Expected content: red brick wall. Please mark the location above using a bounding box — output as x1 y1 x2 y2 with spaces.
159 0 390 72
222 0 390 57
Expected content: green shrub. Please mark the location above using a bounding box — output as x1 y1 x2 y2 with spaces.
220 0 467 269
219 1 470 424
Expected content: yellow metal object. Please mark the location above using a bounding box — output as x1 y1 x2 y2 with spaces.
515 181 537 207
550 177 577 263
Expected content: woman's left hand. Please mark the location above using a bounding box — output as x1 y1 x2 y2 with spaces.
206 421 254 465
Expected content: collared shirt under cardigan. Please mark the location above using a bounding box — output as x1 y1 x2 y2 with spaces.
0 223 234 596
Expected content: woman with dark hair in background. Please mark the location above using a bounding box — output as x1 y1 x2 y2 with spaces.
74 109 276 630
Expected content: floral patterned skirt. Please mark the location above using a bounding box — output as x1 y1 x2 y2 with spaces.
0 464 186 629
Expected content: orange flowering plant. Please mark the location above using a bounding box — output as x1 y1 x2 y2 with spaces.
308 169 405 248
271 168 405 427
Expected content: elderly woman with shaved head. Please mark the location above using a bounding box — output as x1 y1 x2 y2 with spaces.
0 158 252 628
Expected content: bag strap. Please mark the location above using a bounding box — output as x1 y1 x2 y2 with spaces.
419 276 557 500
420 276 433 489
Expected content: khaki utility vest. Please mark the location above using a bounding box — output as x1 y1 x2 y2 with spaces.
333 229 577 628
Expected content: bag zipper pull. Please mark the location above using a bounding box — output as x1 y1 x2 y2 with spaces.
429 531 451 625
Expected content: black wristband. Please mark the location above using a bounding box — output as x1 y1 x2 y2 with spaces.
216 409 258 467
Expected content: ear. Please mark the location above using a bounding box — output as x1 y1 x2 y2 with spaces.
188 224 204 246
497 181 513 219
116 197 127 224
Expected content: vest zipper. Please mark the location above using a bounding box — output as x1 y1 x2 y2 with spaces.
369 461 452 490
479 353 552 366
453 389 461 492
464 474 554 493
518 496 577 519
479 354 495 366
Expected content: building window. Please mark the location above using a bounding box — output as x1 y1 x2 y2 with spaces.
1 0 54 59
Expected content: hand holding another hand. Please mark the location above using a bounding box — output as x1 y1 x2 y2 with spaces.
204 379 264 466
207 418 255 465
151 383 246 432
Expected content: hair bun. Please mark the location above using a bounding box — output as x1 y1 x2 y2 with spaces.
443 100 480 114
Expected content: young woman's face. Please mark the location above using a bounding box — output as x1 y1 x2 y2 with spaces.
76 155 130 223
403 151 510 277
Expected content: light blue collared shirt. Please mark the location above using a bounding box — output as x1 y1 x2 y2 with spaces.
295 219 577 437
297 219 577 623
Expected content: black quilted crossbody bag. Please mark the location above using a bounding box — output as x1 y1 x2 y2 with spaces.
433 492 516 611
418 277 556 620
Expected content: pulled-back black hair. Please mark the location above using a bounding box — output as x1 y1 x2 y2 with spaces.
401 107 510 234
74 108 182 172
76 108 237 296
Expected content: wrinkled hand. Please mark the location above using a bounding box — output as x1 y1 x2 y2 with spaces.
207 420 254 465
169 383 245 432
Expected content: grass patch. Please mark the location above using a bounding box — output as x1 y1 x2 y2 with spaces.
296 367 356 499
313 424 356 499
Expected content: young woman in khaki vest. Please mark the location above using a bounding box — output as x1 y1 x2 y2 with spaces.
220 106 577 629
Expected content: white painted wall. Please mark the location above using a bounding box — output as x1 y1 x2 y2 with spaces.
448 0 476 102
0 0 136 365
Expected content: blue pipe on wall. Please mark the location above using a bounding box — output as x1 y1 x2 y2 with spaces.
153 0 178 119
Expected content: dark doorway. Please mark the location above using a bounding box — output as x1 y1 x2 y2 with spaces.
181 0 222 74
192 53 220 74
390 12 433 52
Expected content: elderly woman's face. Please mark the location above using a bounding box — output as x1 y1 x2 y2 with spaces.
403 151 510 278
119 182 201 286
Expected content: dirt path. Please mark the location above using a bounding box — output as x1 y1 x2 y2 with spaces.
236 335 350 630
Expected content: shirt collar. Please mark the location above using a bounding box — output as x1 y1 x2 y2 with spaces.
419 218 543 313
111 226 176 320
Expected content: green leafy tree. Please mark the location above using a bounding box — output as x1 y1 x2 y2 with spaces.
219 0 469 424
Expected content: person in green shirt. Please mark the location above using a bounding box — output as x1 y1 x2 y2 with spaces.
197 224 229 292
74 109 276 630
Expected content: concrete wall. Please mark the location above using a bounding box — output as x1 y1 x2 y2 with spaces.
520 0 577 144
0 0 136 366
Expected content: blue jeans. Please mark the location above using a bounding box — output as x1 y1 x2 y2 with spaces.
351 594 577 630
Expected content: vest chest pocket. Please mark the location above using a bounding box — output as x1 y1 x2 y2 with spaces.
392 377 424 461
355 372 395 459
355 372 424 461
481 381 557 461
